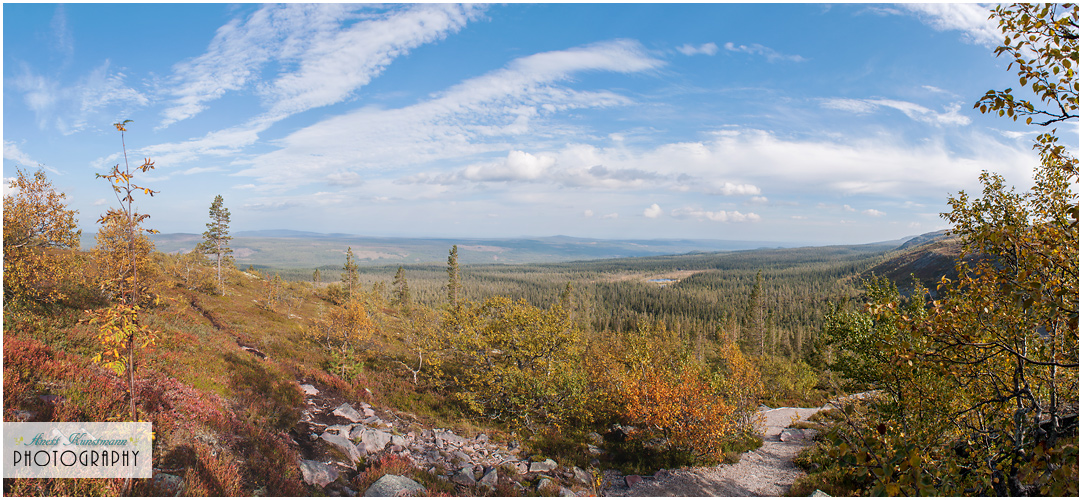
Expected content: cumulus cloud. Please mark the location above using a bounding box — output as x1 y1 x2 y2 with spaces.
583 209 594 217
723 42 805 62
901 3 1001 47
676 43 718 56
672 207 761 223
863 209 886 217
643 203 663 218
821 98 971 126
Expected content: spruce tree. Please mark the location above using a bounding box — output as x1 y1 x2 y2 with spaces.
743 269 765 356
392 266 411 313
197 194 232 292
446 245 462 312
342 247 359 301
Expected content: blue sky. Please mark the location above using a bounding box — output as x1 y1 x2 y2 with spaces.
3 3 1061 244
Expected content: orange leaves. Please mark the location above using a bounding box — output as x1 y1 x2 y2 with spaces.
623 365 737 462
3 169 82 304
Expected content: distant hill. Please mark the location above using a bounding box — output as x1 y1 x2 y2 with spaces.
862 230 960 292
81 231 808 269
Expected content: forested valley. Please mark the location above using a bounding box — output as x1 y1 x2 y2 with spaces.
3 3 1076 497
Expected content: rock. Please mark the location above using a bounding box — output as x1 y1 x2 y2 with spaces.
512 461 529 474
452 450 472 465
298 460 339 488
253 486 268 496
300 384 319 396
8 409 35 421
435 430 467 446
475 433 489 443
810 489 831 497
364 474 424 497
559 486 577 497
480 468 499 487
363 416 383 425
586 445 604 456
452 467 477 486
625 475 642 488
321 431 363 464
654 469 670 480
341 485 356 496
152 472 185 495
353 428 393 454
537 477 556 492
780 428 818 442
585 432 604 445
390 434 408 447
364 407 377 418
572 467 591 485
325 424 355 436
333 403 365 423
529 458 557 472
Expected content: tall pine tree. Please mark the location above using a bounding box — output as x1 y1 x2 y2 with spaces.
342 247 359 301
446 245 462 312
197 194 232 292
392 266 411 313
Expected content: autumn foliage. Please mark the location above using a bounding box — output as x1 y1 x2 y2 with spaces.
3 169 82 305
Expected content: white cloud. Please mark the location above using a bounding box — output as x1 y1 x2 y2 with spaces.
842 204 856 212
822 98 971 126
159 4 483 128
583 209 594 217
239 39 665 188
676 43 718 56
749 196 769 204
643 203 663 218
723 42 805 62
12 61 147 134
92 198 108 206
901 4 1001 47
462 150 557 182
601 212 619 219
4 140 38 166
672 207 761 223
863 209 885 217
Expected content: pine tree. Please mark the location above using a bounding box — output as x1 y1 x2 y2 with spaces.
197 194 232 292
342 247 359 301
392 266 411 313
313 268 321 284
446 245 462 312
743 269 766 356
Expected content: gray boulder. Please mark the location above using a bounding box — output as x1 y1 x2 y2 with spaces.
152 472 185 495
333 403 365 422
435 430 467 446
298 460 339 488
364 474 424 497
780 428 818 442
321 431 363 464
352 427 393 454
810 489 831 497
451 467 477 486
300 384 319 396
479 468 499 487
529 458 557 472
572 466 591 485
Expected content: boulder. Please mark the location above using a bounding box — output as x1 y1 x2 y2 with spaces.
321 431 363 464
537 477 556 492
529 458 557 472
435 430 467 446
780 428 818 442
353 427 393 454
152 472 185 496
479 468 499 487
809 489 831 497
585 432 604 445
571 466 591 485
624 475 643 488
452 467 477 486
364 474 424 497
452 450 472 466
511 461 529 474
325 424 355 436
298 460 339 488
559 486 577 497
333 403 364 423
300 384 319 396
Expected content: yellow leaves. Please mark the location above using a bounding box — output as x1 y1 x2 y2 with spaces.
3 169 82 304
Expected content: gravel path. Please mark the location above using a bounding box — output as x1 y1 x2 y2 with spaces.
613 406 826 497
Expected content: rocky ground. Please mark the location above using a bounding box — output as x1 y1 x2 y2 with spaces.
603 406 826 497
288 380 595 496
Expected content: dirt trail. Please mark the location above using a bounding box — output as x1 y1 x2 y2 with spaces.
614 406 825 497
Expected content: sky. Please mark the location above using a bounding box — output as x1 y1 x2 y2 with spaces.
2 3 1068 244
